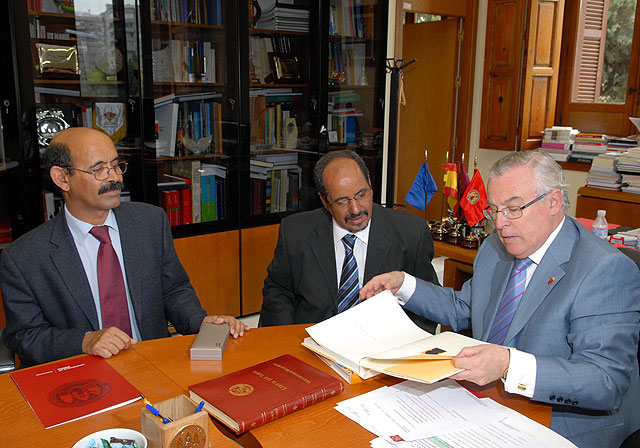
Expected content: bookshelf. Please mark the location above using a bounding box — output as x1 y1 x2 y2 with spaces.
1 0 390 316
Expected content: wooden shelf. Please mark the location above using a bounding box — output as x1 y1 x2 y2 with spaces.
433 240 477 265
558 161 590 172
577 187 640 204
249 28 308 36
151 20 223 30
154 81 224 87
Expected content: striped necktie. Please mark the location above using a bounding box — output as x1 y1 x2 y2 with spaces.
487 257 533 345
337 234 360 313
90 226 132 337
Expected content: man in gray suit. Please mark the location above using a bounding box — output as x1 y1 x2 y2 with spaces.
260 150 439 331
361 150 640 447
1 127 247 367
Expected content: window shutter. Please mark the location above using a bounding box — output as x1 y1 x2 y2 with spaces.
571 0 609 102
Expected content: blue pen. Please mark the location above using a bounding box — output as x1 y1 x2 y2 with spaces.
194 401 205 413
141 394 172 424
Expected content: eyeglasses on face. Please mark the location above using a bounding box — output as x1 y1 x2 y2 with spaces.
483 190 551 221
68 161 128 181
328 187 372 208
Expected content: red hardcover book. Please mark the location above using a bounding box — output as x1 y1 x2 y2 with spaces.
188 354 344 434
10 355 141 429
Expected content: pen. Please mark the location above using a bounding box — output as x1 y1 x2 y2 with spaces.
140 394 173 424
194 401 205 413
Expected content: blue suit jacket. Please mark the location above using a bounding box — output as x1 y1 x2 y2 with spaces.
0 202 207 367
406 217 640 447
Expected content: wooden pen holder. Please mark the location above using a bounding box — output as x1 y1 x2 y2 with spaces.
141 394 209 448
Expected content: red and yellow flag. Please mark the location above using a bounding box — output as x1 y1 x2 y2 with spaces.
442 162 458 212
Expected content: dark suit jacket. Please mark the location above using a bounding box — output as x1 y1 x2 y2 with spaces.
260 204 439 330
0 202 207 367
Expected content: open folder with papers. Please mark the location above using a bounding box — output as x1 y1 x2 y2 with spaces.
302 291 486 383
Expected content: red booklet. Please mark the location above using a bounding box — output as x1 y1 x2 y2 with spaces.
10 355 141 429
188 354 344 434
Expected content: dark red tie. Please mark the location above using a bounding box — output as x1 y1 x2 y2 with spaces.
89 226 132 337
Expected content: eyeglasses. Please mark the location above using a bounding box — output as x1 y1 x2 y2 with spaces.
327 187 372 208
69 161 128 181
483 190 551 221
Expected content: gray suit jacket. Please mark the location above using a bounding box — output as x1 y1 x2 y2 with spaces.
406 217 640 447
260 204 439 330
0 202 207 367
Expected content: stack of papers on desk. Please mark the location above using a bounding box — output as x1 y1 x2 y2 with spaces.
302 291 486 383
337 379 577 447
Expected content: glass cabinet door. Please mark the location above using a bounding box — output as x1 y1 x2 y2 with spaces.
244 0 323 222
145 0 235 232
24 0 141 217
327 0 386 195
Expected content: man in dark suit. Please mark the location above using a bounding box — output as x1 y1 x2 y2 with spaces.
259 150 439 331
0 127 247 367
361 150 640 447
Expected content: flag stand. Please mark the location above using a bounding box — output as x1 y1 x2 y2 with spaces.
385 58 417 208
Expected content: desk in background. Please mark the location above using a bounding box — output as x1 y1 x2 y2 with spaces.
0 325 551 447
576 187 640 228
434 240 477 289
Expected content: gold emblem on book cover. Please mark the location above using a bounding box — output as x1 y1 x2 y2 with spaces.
169 424 206 448
229 383 254 396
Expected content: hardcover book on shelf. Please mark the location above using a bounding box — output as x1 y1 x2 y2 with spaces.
303 291 486 383
188 354 344 434
10 355 141 429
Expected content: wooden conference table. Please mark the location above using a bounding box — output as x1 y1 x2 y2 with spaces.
0 325 551 447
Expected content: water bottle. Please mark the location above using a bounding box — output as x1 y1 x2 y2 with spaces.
592 210 608 240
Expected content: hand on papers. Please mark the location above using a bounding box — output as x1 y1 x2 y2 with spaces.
451 344 510 386
82 327 137 358
202 315 249 338
360 271 405 299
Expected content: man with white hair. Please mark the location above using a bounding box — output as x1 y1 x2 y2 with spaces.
361 150 640 447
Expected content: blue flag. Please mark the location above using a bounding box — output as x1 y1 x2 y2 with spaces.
405 162 438 211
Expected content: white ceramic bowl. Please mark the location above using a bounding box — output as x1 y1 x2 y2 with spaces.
72 428 147 448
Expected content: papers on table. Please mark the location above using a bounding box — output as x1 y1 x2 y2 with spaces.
303 291 486 383
336 380 577 448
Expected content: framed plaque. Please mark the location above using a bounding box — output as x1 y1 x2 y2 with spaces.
267 53 303 83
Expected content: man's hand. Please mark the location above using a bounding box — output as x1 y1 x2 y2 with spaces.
451 344 510 386
360 271 405 300
82 327 137 358
202 315 249 338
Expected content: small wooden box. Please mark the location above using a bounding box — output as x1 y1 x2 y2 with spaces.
141 394 209 448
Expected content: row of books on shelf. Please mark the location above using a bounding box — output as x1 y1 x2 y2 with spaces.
329 0 373 38
28 0 70 13
250 153 301 214
155 93 223 157
152 39 217 83
256 0 309 32
250 91 302 150
152 0 222 25
158 162 226 226
29 21 73 40
328 112 358 145
329 41 367 86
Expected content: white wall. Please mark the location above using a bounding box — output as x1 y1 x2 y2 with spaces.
467 0 587 218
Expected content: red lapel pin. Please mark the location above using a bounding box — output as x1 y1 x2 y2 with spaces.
548 277 555 285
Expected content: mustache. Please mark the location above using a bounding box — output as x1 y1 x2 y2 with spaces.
98 181 125 195
345 210 368 222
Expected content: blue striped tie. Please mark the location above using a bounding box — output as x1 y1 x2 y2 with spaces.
487 257 533 345
337 234 360 313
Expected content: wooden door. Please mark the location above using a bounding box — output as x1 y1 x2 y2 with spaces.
395 19 458 222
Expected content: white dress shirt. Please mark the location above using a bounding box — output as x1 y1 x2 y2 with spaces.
332 218 371 289
65 206 142 340
397 216 565 398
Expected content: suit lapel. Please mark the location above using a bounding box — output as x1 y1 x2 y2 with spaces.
503 219 576 345
49 213 100 329
363 205 391 283
310 212 339 306
113 206 144 324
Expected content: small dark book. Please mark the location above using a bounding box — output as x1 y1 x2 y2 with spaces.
188 354 344 434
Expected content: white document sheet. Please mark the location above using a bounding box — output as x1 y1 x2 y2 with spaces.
337 380 504 443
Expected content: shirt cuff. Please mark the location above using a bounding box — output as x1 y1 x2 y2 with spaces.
503 347 536 398
395 271 417 305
